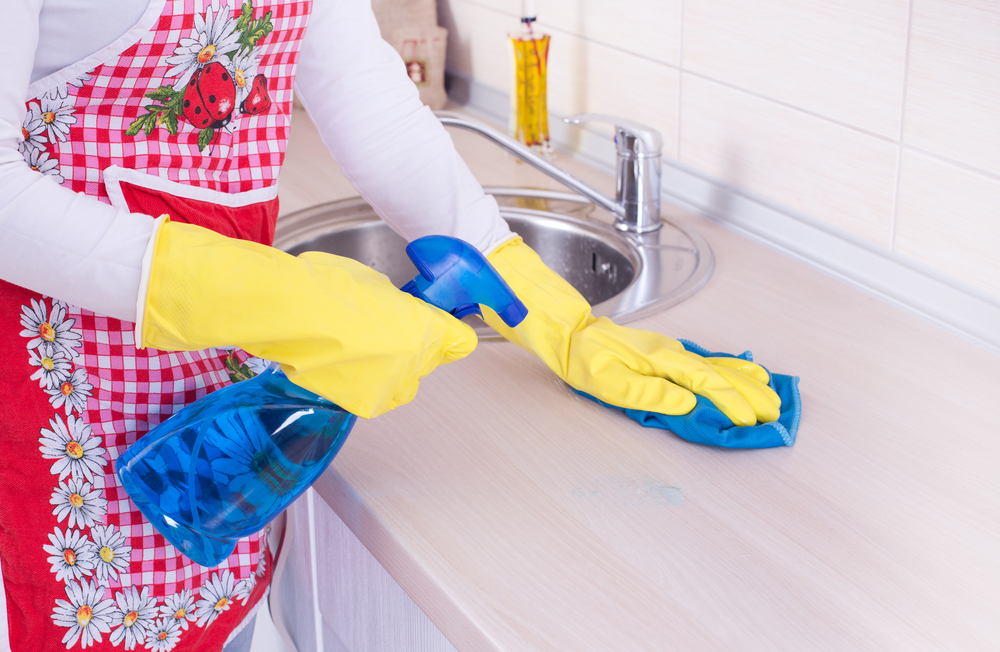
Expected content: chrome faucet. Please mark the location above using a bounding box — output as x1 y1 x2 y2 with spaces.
435 112 663 233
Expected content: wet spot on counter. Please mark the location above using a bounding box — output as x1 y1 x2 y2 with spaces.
572 477 683 507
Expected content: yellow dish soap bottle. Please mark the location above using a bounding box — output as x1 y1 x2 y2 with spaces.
509 0 551 155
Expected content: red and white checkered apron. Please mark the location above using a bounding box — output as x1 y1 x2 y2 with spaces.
1 1 311 649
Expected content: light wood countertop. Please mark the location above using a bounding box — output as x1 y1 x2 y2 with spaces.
278 106 999 651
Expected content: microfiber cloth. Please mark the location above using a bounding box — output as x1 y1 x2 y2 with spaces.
576 340 801 449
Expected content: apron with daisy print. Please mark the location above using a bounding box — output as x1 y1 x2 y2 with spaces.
0 1 311 649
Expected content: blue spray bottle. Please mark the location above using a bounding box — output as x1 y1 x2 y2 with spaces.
116 236 527 567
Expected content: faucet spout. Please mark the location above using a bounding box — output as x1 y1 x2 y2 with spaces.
435 112 662 233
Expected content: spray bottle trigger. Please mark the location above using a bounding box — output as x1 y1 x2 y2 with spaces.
403 235 528 327
452 304 484 321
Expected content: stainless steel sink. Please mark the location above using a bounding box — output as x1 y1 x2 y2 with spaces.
273 188 713 340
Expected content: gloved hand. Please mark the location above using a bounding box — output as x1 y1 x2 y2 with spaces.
139 218 477 419
480 238 779 426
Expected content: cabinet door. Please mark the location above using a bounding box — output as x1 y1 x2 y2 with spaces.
272 492 458 652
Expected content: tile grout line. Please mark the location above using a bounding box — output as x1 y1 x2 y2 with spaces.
890 0 916 252
901 143 1000 183
447 71 1000 354
677 0 685 161
681 69 899 144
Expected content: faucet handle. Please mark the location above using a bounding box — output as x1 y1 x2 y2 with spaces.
564 113 663 156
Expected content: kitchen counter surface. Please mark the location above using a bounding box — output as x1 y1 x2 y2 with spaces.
278 106 999 651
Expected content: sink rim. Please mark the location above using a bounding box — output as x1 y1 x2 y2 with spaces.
273 188 714 338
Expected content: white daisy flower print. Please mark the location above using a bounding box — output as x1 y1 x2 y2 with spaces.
110 585 159 650
38 414 108 483
43 71 92 101
164 3 240 91
194 569 236 628
245 356 272 377
160 590 197 631
45 366 94 415
19 102 47 157
91 524 133 584
234 573 256 605
145 617 182 651
38 94 77 143
43 527 98 583
51 578 115 649
28 341 73 390
255 548 266 577
229 48 261 110
20 298 82 358
51 477 108 529
24 147 64 184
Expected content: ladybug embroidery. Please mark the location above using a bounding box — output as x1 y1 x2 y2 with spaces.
241 74 272 116
182 62 237 128
125 0 276 151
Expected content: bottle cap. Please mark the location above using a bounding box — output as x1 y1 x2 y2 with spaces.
521 0 537 22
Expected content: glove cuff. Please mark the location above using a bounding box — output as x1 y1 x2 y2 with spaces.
135 214 170 349
484 237 595 377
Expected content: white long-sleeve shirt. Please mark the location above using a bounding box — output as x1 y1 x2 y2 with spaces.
0 0 512 322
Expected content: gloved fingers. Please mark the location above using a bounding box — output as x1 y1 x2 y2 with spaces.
579 358 698 416
436 318 478 363
145 221 481 421
711 366 781 424
587 343 758 427
704 356 771 385
377 380 421 419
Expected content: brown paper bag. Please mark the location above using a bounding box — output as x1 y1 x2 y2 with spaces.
371 0 437 38
389 26 448 110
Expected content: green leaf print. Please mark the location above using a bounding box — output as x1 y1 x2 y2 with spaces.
125 3 273 141
162 112 179 135
224 352 257 384
236 1 274 54
126 85 184 137
125 114 153 137
197 127 216 152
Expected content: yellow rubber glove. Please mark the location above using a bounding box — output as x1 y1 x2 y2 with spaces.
139 219 477 419
480 238 780 426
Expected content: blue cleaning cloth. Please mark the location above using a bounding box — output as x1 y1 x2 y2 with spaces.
576 340 801 449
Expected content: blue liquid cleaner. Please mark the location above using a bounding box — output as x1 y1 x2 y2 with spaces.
117 365 356 566
117 235 528 568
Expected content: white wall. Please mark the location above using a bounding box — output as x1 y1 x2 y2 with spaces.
437 0 1000 343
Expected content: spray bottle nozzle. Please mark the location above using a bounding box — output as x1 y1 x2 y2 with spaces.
401 236 528 328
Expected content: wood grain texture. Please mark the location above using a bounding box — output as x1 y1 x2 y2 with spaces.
279 106 1000 651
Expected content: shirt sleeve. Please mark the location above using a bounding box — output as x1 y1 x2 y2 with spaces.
0 0 154 323
294 0 514 254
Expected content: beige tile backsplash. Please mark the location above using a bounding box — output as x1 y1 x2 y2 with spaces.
438 0 1000 300
896 150 1000 297
545 29 680 157
681 74 898 247
684 0 910 139
449 0 682 66
904 0 1000 177
439 1 680 156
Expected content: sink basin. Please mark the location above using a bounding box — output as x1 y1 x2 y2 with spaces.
273 188 714 340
